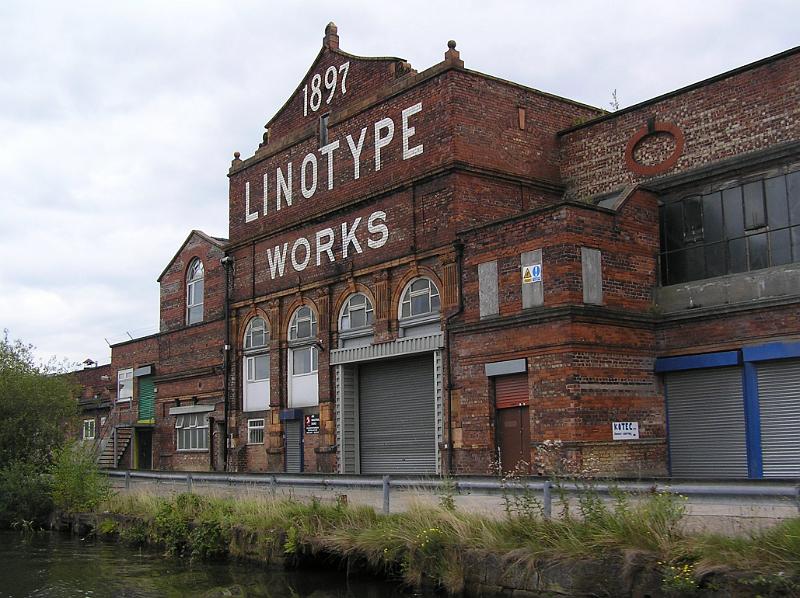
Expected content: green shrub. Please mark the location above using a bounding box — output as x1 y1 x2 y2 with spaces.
50 442 112 513
0 460 53 527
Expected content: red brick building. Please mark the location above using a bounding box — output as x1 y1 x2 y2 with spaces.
75 25 800 479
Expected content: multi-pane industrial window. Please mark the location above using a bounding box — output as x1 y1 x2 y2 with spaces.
340 293 374 330
660 170 800 285
117 368 133 402
175 413 208 450
243 316 270 412
247 418 265 444
400 278 440 318
82 418 95 440
186 258 204 325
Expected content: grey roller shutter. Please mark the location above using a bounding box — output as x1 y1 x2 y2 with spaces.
359 354 436 474
339 365 358 474
285 419 302 473
665 367 748 478
758 359 800 478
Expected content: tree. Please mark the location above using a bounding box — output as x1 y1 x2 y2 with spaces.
0 331 77 468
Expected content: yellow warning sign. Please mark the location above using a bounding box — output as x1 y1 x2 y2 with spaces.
522 268 533 284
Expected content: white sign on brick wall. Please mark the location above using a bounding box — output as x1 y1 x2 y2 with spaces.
612 421 639 440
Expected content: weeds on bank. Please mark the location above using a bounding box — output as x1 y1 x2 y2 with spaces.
96 488 800 593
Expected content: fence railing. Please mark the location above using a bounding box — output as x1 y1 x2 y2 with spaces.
105 470 800 518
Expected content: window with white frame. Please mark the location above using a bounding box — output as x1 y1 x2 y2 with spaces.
289 305 317 340
288 305 319 408
339 293 374 331
82 418 96 440
175 413 209 451
243 317 270 411
247 418 265 444
399 277 441 319
186 258 204 325
117 368 133 402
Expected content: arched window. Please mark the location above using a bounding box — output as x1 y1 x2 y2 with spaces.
186 259 204 325
289 305 317 340
339 293 374 331
288 305 318 408
399 277 440 319
243 316 270 412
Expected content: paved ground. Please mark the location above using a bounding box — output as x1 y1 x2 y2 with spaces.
108 476 799 535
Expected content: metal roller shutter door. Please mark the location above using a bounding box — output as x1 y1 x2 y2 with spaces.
285 420 302 473
495 374 529 408
758 359 800 478
665 367 748 478
359 354 436 474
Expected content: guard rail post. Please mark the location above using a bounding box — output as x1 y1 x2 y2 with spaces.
124 470 130 491
542 480 552 519
187 473 193 493
795 484 800 514
382 475 390 514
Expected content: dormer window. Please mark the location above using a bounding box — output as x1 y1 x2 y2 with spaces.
186 259 204 325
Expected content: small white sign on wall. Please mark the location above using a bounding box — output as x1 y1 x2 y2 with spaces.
522 263 542 284
612 421 639 440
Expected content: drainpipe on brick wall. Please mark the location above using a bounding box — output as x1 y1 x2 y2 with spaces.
221 254 235 471
444 241 464 475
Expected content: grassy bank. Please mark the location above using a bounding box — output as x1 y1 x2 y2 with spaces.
90 488 800 595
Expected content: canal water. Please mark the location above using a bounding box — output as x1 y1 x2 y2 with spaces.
0 530 409 597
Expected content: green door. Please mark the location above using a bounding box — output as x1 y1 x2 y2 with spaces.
137 376 155 423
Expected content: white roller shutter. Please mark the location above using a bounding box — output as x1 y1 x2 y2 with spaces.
358 354 436 474
757 359 800 478
665 367 748 478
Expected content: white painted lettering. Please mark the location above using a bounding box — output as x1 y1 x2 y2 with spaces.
319 140 339 191
402 102 423 160
291 237 311 271
367 211 389 248
300 153 318 199
276 163 293 210
315 228 335 265
267 243 289 279
374 117 394 171
346 127 366 180
245 181 257 223
341 217 363 258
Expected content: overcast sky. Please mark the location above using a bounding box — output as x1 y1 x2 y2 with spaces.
1 1 798 367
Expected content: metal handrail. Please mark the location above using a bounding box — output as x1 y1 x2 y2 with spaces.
104 470 800 517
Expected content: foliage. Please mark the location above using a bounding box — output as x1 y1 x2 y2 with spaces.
0 459 54 527
659 561 699 595
0 331 77 469
97 489 800 594
50 442 112 512
437 476 456 512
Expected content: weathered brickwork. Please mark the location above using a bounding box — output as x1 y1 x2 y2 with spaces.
73 29 800 479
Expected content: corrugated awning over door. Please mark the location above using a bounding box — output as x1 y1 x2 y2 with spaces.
495 374 529 409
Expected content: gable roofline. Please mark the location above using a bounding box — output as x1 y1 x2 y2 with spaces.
263 45 406 132
156 230 228 282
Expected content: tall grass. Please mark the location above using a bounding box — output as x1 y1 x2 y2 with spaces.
97 489 800 593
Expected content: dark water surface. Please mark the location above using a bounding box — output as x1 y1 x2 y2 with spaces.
0 530 410 597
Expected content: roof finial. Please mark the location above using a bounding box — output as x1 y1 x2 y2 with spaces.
323 22 339 50
445 39 463 67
